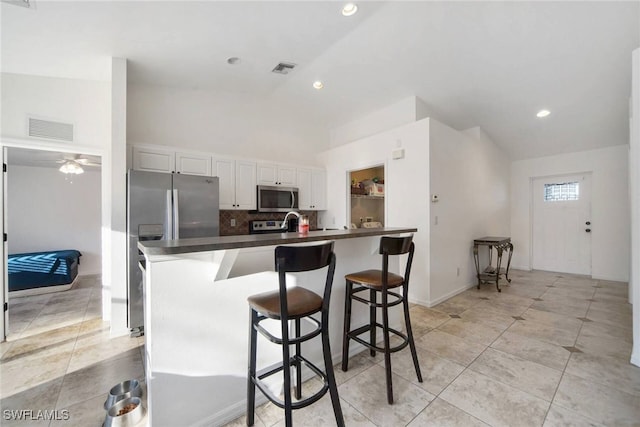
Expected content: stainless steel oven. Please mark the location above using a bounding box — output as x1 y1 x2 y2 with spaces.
256 185 298 212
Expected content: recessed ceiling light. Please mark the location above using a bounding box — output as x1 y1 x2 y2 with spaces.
342 3 358 16
313 81 324 90
226 57 241 65
536 109 551 118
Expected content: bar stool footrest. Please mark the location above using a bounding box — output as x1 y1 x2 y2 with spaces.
253 354 330 410
351 288 404 308
255 316 322 345
347 323 409 353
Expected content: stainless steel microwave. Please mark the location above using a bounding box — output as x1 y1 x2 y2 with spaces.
257 185 299 212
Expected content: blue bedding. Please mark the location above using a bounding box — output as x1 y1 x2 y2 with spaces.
8 250 82 292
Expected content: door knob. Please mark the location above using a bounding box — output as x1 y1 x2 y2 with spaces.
585 221 591 225
585 228 591 233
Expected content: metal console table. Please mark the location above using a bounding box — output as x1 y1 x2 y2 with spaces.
473 236 513 292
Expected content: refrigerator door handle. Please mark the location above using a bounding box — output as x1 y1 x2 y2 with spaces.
165 190 173 239
173 189 180 239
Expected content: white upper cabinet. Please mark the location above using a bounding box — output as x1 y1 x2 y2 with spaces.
297 168 312 210
133 146 211 176
234 160 257 210
175 152 212 176
214 157 236 209
296 168 326 210
257 162 297 186
132 146 175 173
214 157 256 210
131 145 323 212
311 169 327 210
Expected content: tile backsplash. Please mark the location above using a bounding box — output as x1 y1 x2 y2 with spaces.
219 210 318 236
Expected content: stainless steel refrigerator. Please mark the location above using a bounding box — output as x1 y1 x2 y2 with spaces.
127 170 219 335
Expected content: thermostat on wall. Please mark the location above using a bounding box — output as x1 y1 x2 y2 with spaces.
392 148 405 160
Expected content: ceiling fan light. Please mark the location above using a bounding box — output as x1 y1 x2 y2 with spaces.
59 161 84 174
342 3 358 16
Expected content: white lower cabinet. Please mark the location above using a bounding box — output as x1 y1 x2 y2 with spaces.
214 157 256 210
297 168 326 210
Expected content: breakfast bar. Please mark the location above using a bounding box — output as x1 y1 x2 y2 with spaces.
138 227 417 427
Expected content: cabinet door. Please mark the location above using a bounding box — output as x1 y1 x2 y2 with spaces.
213 158 236 209
235 160 257 210
257 163 277 185
176 152 212 176
278 166 297 186
311 169 327 210
132 146 175 173
296 168 312 210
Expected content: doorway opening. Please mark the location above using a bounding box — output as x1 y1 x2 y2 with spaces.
4 147 102 341
348 165 385 229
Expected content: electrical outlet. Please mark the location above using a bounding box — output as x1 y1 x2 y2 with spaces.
230 219 236 227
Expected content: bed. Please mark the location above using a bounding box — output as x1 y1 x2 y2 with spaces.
8 249 82 296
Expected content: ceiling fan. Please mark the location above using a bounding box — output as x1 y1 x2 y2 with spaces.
55 155 101 174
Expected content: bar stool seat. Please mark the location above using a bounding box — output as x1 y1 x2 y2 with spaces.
246 241 345 427
248 287 323 319
342 234 422 405
345 270 405 289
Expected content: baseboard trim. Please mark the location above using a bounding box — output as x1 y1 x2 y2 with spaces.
591 275 629 283
425 283 477 307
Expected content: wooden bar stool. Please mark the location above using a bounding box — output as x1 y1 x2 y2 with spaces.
341 235 422 404
246 241 345 427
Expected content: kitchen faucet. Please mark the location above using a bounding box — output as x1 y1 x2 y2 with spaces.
281 211 301 229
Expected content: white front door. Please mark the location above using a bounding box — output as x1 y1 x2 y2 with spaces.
532 173 592 275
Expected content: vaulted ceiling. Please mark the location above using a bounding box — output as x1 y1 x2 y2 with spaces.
2 1 638 160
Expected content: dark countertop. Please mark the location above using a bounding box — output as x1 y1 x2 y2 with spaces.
138 227 417 256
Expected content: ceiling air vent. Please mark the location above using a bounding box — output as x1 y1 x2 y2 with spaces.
28 117 74 142
272 62 297 75
1 0 33 8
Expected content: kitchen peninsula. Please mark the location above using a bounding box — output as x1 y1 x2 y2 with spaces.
138 227 416 427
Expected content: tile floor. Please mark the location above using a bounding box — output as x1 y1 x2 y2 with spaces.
0 276 145 426
0 270 638 427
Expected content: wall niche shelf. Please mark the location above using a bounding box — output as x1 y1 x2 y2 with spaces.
351 194 385 200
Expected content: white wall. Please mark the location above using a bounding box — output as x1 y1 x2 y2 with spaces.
1 73 110 147
0 71 114 333
329 96 423 149
127 84 326 165
7 165 101 275
429 123 510 304
511 145 630 282
318 118 431 304
630 48 639 367
108 58 129 335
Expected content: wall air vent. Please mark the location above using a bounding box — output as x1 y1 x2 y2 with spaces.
272 62 297 75
28 117 74 142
